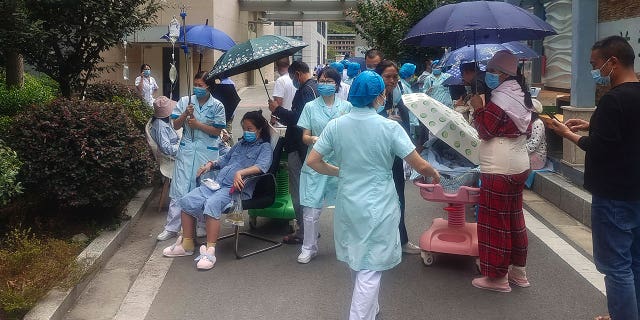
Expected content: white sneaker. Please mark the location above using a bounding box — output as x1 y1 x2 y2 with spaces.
156 230 177 241
194 245 216 270
297 251 317 264
196 226 206 238
402 242 421 255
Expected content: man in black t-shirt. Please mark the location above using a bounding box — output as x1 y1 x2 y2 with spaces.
548 36 640 320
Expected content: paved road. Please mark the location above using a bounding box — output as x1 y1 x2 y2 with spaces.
66 85 608 320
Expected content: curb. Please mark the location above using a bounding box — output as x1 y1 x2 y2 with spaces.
23 187 155 320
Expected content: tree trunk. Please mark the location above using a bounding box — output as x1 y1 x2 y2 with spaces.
5 49 24 88
60 80 72 98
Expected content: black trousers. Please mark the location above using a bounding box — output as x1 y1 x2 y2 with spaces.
392 156 408 245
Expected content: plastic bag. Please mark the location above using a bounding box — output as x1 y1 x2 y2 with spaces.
225 190 245 226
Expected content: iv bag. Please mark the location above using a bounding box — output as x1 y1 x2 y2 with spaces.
169 63 177 84
123 64 129 81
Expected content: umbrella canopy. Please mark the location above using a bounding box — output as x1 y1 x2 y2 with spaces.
403 1 556 47
403 93 480 165
162 25 235 51
206 35 307 81
441 41 539 67
441 61 487 86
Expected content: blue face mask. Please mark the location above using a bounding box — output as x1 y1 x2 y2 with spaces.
485 72 501 89
290 74 300 89
591 58 612 86
143 69 151 77
317 83 336 97
432 69 442 76
193 87 208 98
243 131 257 143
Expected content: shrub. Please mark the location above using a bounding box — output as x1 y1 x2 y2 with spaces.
0 116 13 141
112 96 153 132
0 72 59 117
85 80 152 132
9 98 155 209
84 80 137 102
0 140 23 206
0 228 82 319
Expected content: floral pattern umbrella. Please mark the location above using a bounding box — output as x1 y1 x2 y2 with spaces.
206 35 307 92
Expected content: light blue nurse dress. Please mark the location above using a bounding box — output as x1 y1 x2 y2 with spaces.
169 95 226 200
312 107 416 271
422 73 453 108
297 96 352 208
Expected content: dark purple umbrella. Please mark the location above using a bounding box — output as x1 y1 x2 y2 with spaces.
403 1 556 47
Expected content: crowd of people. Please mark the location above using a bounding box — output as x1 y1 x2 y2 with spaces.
145 36 638 320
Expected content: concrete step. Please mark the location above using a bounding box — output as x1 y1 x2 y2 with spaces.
530 169 592 228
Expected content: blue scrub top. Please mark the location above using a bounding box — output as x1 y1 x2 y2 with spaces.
313 107 416 271
297 96 352 208
169 95 226 200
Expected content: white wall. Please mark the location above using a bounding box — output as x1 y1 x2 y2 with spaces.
598 16 640 73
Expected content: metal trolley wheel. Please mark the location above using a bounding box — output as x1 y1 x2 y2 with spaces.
421 251 436 266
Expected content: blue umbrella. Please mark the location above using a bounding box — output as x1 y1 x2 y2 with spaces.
441 62 486 86
403 1 556 47
441 42 539 68
162 25 235 51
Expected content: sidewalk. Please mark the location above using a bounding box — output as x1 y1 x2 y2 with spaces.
47 83 604 320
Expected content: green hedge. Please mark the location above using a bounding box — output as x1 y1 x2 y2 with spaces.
85 80 152 132
0 72 59 117
9 98 155 209
0 140 23 206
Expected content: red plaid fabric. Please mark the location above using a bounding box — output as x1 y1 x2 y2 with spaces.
477 171 530 278
473 100 532 140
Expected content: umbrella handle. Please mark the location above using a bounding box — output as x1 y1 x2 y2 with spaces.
258 68 270 100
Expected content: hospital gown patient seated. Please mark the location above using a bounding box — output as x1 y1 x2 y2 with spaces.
162 111 273 271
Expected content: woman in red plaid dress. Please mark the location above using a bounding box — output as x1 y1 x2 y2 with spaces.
469 51 535 293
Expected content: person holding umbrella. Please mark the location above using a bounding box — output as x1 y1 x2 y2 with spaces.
268 61 318 245
306 70 439 320
469 50 534 292
157 71 227 241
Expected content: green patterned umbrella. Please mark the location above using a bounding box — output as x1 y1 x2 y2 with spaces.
205 35 307 97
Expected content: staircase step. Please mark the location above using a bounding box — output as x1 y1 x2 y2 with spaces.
531 170 592 228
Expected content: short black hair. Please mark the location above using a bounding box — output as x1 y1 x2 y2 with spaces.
288 60 310 74
592 35 635 67
276 57 290 69
365 49 384 60
460 62 479 74
317 67 342 93
194 71 208 80
140 64 150 72
374 59 398 75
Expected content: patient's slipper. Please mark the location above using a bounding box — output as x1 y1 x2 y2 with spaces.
195 245 216 270
162 236 194 257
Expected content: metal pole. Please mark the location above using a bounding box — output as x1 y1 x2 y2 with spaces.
180 6 194 138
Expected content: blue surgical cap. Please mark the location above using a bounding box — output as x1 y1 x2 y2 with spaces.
399 63 416 79
432 60 440 68
348 71 385 108
347 62 361 78
329 62 344 73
